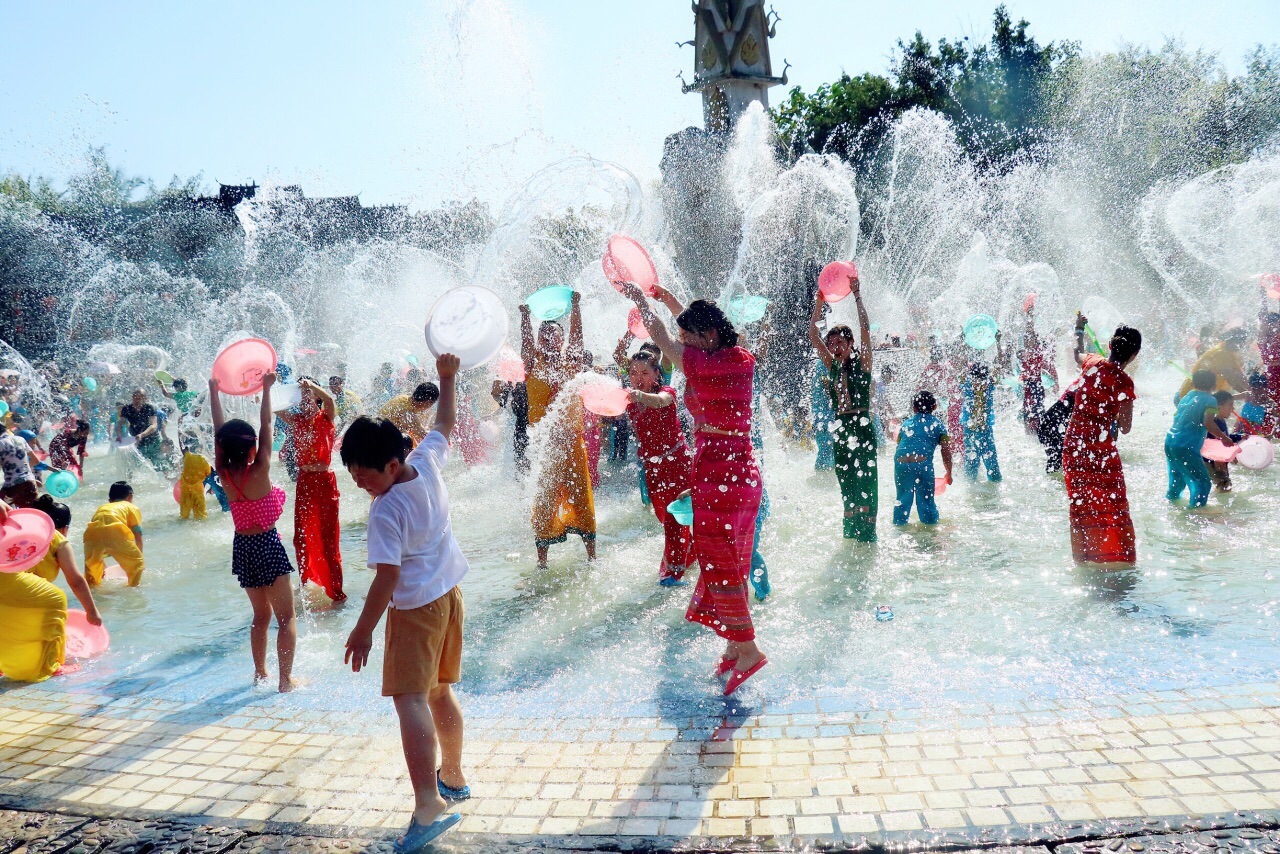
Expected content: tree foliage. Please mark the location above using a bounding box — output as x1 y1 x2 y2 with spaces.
773 6 1074 168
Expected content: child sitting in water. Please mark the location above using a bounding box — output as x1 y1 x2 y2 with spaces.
178 433 213 520
626 351 694 586
1165 369 1233 508
960 362 1001 482
83 481 145 586
210 373 297 692
893 391 954 525
0 495 104 683
340 353 467 851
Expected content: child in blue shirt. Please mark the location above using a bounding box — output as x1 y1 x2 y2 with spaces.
1234 372 1272 437
1166 369 1233 507
893 390 954 524
960 362 1000 481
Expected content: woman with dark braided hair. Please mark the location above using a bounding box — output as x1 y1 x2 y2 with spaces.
620 283 767 697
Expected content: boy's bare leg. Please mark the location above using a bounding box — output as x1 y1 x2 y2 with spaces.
393 693 448 826
428 684 467 790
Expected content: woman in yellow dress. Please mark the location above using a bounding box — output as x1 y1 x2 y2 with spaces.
0 496 104 682
520 290 596 568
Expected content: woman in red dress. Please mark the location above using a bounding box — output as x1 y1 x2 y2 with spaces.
280 378 345 601
620 282 768 697
1062 313 1142 564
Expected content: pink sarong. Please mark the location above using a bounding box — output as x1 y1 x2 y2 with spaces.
686 434 761 641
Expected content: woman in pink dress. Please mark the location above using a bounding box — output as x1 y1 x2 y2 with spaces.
620 282 767 697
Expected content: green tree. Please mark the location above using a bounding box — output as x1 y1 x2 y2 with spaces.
773 6 1076 169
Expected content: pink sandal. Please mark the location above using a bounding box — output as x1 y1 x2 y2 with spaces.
724 657 768 696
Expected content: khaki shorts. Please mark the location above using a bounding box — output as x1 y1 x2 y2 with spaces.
382 586 464 696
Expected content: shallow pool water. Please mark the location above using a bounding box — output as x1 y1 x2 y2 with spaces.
14 369 1280 727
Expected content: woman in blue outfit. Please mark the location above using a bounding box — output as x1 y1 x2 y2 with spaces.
960 362 1001 481
893 391 954 524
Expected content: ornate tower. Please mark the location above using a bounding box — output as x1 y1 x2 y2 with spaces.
682 1 788 133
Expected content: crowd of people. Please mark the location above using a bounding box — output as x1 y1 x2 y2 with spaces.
0 274 1278 850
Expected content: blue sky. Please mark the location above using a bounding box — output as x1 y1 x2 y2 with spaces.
2 0 1276 210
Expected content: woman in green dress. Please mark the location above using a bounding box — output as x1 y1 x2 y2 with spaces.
808 273 877 541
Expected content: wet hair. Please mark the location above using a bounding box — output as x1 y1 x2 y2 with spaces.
131 388 146 398
215 418 257 472
638 342 661 357
1192 368 1217 392
1109 326 1142 364
1224 327 1249 345
71 419 90 433
1213 390 1235 407
912 390 938 413
328 375 344 386
1249 371 1269 390
297 375 317 386
969 362 990 380
412 382 440 405
340 416 406 471
676 299 738 349
630 351 662 373
173 379 188 392
825 324 855 343
180 431 201 454
108 481 133 502
9 412 23 425
582 350 594 366
34 494 71 530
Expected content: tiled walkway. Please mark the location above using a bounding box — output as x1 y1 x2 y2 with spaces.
2 681 1280 847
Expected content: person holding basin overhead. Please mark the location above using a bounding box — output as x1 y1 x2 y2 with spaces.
519 289 596 569
619 279 768 697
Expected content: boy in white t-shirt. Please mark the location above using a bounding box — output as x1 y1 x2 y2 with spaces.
340 353 469 852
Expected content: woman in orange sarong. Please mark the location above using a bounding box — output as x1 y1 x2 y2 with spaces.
1061 313 1142 564
520 290 596 569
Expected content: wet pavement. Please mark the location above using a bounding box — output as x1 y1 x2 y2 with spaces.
5 807 1280 853
4 681 1280 850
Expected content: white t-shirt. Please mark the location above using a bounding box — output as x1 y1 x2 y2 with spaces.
0 431 33 489
366 431 469 610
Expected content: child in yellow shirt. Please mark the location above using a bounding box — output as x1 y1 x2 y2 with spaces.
178 435 213 520
83 481 145 586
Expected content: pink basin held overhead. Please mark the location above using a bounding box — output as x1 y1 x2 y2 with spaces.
602 235 659 296
818 260 858 302
211 338 277 396
628 307 650 340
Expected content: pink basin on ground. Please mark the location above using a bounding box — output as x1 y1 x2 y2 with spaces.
65 609 110 660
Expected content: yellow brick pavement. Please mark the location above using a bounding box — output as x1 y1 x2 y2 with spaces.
1 684 1280 840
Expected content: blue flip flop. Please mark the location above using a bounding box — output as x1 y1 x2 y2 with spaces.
393 811 461 853
658 576 689 587
437 770 471 801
